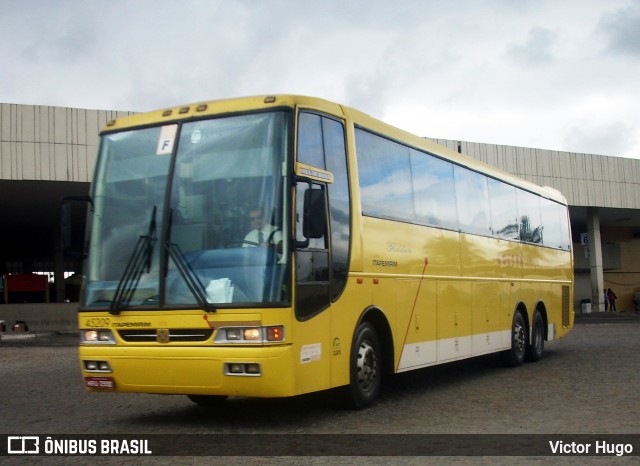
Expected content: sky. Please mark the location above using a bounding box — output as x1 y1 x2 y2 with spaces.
1 0 639 158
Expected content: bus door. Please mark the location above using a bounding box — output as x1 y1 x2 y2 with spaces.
293 181 331 393
293 111 351 393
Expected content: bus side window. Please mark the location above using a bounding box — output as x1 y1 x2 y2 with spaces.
517 190 543 244
297 113 325 168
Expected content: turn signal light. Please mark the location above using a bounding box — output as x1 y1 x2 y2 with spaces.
266 326 283 341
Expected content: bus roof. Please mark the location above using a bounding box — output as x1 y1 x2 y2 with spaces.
341 104 568 205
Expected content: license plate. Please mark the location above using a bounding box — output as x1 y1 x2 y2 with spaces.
85 376 115 389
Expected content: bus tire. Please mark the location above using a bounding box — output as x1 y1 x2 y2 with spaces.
347 322 382 410
502 310 526 367
187 395 228 406
526 311 545 362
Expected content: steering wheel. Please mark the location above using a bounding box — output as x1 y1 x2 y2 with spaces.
266 228 281 245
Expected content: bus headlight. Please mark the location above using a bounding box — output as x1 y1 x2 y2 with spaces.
243 328 261 340
80 329 116 344
225 328 242 340
215 325 285 343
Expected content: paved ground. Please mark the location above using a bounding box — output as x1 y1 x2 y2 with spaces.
1 312 638 464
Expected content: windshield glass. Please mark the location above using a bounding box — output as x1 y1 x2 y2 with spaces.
82 111 290 309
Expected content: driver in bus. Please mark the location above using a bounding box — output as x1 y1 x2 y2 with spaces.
243 208 282 249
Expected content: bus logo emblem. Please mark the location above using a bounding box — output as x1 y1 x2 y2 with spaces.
157 329 170 343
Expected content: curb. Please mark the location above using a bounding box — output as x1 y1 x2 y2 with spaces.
575 311 640 323
0 331 77 343
0 332 37 341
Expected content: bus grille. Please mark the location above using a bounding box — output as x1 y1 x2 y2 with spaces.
562 285 571 327
118 329 214 342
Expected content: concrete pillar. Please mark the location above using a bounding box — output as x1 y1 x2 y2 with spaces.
587 207 605 312
53 225 66 302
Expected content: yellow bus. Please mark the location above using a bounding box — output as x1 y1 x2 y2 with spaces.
72 95 573 408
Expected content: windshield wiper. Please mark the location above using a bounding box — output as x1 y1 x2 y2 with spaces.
166 241 215 312
110 206 157 315
165 209 215 312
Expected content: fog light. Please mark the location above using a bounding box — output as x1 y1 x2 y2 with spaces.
85 361 98 371
245 363 261 374
84 360 112 372
229 363 244 374
98 361 111 371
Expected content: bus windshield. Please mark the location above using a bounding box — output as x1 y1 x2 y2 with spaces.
83 111 290 310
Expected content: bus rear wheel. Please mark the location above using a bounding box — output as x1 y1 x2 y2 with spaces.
503 310 526 367
526 311 545 362
347 322 382 410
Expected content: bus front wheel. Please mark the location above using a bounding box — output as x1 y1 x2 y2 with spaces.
503 310 526 367
347 322 382 409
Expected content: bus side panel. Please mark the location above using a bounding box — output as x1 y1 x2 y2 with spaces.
539 280 574 339
463 233 524 339
395 279 437 371
522 245 573 338
360 217 463 371
504 280 522 346
460 234 502 278
329 277 372 388
436 281 472 362
522 242 571 281
360 217 462 278
292 308 332 395
471 281 505 356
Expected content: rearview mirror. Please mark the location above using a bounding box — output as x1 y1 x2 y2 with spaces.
303 188 327 240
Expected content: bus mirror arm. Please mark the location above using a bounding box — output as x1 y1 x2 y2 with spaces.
295 237 310 249
60 195 93 259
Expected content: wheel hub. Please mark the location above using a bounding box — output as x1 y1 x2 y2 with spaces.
514 322 526 356
356 341 378 392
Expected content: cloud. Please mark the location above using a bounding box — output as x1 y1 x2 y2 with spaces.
598 2 640 58
0 0 639 159
506 27 559 65
563 121 638 157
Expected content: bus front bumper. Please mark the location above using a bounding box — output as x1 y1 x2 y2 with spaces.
79 344 296 398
